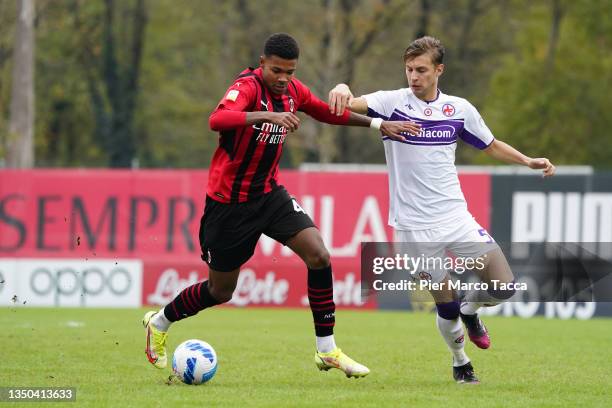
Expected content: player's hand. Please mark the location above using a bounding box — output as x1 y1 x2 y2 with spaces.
267 112 300 132
379 121 421 141
328 84 354 116
528 158 556 178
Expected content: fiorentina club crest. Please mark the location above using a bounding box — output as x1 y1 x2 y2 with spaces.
442 103 455 117
418 271 432 281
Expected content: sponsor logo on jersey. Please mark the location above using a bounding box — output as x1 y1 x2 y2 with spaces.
390 110 463 143
253 122 288 144
416 125 456 139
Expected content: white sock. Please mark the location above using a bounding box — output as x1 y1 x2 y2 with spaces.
460 301 481 315
151 309 171 332
463 287 508 312
316 335 336 353
436 315 470 367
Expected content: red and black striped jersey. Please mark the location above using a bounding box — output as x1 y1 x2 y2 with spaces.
207 67 349 203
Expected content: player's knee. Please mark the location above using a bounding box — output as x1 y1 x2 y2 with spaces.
487 280 516 301
305 248 330 269
436 301 460 320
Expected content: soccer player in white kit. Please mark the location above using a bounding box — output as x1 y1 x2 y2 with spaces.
328 36 556 384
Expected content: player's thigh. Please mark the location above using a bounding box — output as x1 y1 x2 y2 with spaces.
284 227 329 266
262 187 317 251
476 248 514 283
199 196 262 272
445 216 513 283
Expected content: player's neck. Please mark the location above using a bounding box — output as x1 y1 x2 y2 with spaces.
418 88 440 103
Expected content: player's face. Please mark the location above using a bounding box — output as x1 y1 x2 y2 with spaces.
405 53 444 100
260 55 297 95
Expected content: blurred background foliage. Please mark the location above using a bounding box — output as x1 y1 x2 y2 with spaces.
0 0 610 168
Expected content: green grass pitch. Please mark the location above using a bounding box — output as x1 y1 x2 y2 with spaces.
2 307 610 407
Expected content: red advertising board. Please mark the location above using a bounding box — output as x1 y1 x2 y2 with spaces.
0 170 490 308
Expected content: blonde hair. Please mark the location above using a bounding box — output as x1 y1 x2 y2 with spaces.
403 36 445 65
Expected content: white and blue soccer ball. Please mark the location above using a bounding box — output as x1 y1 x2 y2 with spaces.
172 339 218 385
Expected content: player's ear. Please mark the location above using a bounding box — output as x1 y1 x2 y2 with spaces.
259 55 265 67
436 63 445 77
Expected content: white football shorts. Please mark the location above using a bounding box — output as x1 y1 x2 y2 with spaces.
393 213 499 283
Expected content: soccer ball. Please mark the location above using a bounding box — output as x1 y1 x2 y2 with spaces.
172 339 218 385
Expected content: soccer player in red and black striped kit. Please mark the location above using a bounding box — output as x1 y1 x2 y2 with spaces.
143 33 421 378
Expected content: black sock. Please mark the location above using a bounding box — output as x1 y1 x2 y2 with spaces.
163 280 220 322
308 265 335 336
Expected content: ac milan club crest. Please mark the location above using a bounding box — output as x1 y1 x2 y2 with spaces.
442 103 455 117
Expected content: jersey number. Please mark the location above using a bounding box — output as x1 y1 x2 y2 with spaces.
478 228 494 243
292 199 306 214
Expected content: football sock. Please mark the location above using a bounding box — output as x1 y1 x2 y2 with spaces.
163 280 220 322
151 308 171 331
316 335 337 353
308 265 336 337
436 302 470 367
460 301 481 315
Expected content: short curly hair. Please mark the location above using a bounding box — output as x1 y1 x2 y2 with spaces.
263 33 300 60
403 36 445 65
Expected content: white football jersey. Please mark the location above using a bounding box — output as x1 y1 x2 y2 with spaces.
363 88 495 230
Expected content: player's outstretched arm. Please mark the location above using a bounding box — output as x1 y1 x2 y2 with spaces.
210 109 301 132
301 92 420 139
484 139 556 178
328 83 368 115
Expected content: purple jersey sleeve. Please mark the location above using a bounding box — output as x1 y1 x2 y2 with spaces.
459 101 495 150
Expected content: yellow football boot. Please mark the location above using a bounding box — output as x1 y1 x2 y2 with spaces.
315 348 370 378
143 311 168 369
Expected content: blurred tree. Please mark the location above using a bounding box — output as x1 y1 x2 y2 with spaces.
33 0 103 167
72 0 148 168
2 0 611 169
5 0 35 168
0 0 16 163
289 0 416 163
481 0 612 167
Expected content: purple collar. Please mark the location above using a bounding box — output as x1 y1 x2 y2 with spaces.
423 89 441 104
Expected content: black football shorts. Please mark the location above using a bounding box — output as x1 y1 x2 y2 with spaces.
199 185 315 272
